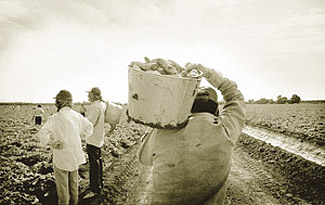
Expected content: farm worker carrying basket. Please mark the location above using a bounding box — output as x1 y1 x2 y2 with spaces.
84 86 123 199
84 87 106 199
137 63 246 204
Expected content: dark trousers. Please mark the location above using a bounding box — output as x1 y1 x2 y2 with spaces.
86 144 103 193
35 116 42 125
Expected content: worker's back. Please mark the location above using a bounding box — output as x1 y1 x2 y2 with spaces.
151 112 237 204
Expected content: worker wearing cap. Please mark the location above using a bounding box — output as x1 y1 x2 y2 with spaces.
84 87 106 198
138 64 246 204
38 90 93 205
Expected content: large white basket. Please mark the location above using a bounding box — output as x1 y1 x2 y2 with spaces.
104 101 123 127
128 67 201 128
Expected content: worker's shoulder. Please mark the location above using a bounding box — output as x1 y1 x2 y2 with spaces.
46 112 58 121
90 101 105 109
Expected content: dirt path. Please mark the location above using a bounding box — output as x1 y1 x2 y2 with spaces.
123 132 324 205
126 165 153 204
226 146 310 205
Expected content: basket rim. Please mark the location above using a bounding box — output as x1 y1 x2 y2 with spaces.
128 66 202 81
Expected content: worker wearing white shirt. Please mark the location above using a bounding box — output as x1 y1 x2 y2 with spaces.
34 104 44 125
38 90 93 205
84 87 106 198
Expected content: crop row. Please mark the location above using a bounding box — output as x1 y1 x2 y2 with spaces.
245 104 325 146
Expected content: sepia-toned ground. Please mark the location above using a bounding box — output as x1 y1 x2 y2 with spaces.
0 104 324 204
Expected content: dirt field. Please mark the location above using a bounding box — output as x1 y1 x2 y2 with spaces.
0 104 324 204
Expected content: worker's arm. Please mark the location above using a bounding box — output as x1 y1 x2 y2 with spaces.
186 64 246 144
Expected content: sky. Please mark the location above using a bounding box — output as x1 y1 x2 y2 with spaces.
0 0 324 103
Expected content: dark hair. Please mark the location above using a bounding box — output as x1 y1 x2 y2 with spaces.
55 99 73 111
37 104 42 107
191 99 219 116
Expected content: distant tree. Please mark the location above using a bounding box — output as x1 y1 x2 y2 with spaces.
255 98 267 104
255 98 274 104
247 99 255 104
276 95 288 104
289 94 301 104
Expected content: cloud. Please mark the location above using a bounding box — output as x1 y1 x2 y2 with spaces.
1 0 325 102
1 0 324 58
0 0 229 57
0 1 32 50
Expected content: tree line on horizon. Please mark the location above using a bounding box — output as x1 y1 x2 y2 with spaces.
3 94 325 106
247 94 301 104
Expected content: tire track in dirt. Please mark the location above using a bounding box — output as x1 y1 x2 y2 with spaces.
238 133 325 204
226 145 310 205
242 125 325 166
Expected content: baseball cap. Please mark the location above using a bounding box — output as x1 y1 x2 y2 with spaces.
195 87 218 103
54 90 73 102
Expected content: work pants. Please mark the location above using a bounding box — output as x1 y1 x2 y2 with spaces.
35 116 42 125
53 166 78 205
87 144 103 193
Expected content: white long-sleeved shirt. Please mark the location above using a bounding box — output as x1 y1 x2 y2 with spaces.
35 107 44 117
86 100 106 148
38 107 93 171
